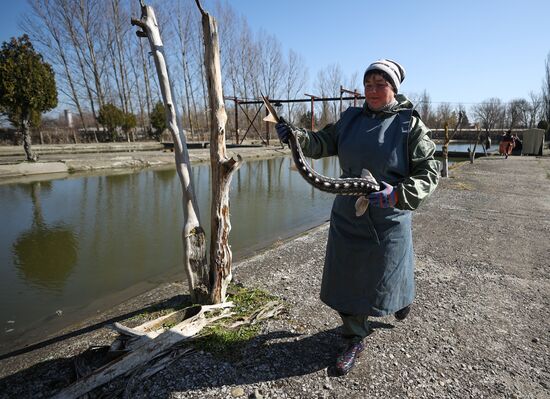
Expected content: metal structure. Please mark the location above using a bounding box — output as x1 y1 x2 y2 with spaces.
225 88 365 145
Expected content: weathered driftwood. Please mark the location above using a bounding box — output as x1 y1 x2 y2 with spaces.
51 303 233 399
121 346 195 399
229 301 285 329
109 304 234 353
131 2 210 304
195 0 242 304
109 322 147 337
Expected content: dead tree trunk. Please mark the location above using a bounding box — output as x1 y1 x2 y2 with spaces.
441 111 464 177
195 0 242 303
132 3 210 304
470 125 482 164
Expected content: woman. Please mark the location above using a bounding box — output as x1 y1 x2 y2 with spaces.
276 59 440 376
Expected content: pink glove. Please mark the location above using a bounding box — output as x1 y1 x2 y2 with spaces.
367 181 398 208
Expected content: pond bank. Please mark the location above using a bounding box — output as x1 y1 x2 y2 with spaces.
0 155 549 398
0 143 291 183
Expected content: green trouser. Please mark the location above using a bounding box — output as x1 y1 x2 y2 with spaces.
339 312 370 340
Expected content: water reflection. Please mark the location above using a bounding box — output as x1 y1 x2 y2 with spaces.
12 182 78 291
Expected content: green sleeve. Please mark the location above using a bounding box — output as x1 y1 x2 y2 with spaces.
295 123 339 159
395 116 440 210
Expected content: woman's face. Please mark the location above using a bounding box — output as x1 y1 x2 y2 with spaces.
364 73 395 110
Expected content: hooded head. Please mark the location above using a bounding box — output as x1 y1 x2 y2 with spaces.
363 59 406 93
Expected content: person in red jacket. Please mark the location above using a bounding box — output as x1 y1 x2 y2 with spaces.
499 129 515 159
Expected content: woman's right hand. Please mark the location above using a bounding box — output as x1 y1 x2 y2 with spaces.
275 122 292 144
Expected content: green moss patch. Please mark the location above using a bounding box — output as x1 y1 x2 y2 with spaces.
194 283 281 361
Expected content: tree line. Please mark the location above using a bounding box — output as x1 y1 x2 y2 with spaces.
15 0 313 141
1 0 550 148
411 90 549 134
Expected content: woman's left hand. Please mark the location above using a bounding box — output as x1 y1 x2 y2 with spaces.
367 181 398 208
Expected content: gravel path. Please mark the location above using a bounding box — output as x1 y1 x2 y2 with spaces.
0 155 549 398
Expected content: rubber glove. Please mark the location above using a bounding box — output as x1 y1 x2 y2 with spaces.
367 181 398 208
275 122 292 144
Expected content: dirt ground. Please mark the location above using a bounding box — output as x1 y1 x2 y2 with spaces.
0 154 549 398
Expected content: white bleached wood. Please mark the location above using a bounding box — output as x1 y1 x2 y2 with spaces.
131 3 210 303
52 303 232 399
195 0 242 304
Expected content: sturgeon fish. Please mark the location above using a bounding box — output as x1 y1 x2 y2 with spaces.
261 94 380 216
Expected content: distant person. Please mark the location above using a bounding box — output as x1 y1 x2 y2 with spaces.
499 129 514 159
275 59 440 376
482 134 491 156
484 134 491 150
512 133 522 155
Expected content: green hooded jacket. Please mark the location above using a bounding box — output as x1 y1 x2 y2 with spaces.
296 94 440 210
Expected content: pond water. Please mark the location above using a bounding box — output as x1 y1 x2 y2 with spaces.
0 156 338 354
435 142 496 154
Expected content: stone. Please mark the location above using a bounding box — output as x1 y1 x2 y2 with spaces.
231 387 245 397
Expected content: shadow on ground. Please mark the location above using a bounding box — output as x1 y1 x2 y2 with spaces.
0 293 192 364
0 311 395 398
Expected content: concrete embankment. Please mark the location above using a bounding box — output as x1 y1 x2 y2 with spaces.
0 143 290 183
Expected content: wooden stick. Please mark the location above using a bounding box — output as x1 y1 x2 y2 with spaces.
108 322 147 337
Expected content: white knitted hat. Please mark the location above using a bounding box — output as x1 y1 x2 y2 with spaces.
364 59 406 92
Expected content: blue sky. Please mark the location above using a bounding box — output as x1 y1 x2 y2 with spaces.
1 0 549 107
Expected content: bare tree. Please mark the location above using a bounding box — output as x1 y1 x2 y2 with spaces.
473 98 505 133
21 0 316 146
257 30 285 99
441 111 464 177
283 49 308 123
528 91 542 128
24 0 86 140
137 36 154 132
73 0 107 108
435 102 454 130
418 90 432 125
468 124 484 164
316 63 344 123
221 16 260 139
57 0 103 137
124 0 153 137
174 1 198 138
187 11 210 136
457 104 469 128
542 52 550 125
106 0 134 123
507 98 527 129
217 4 239 97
